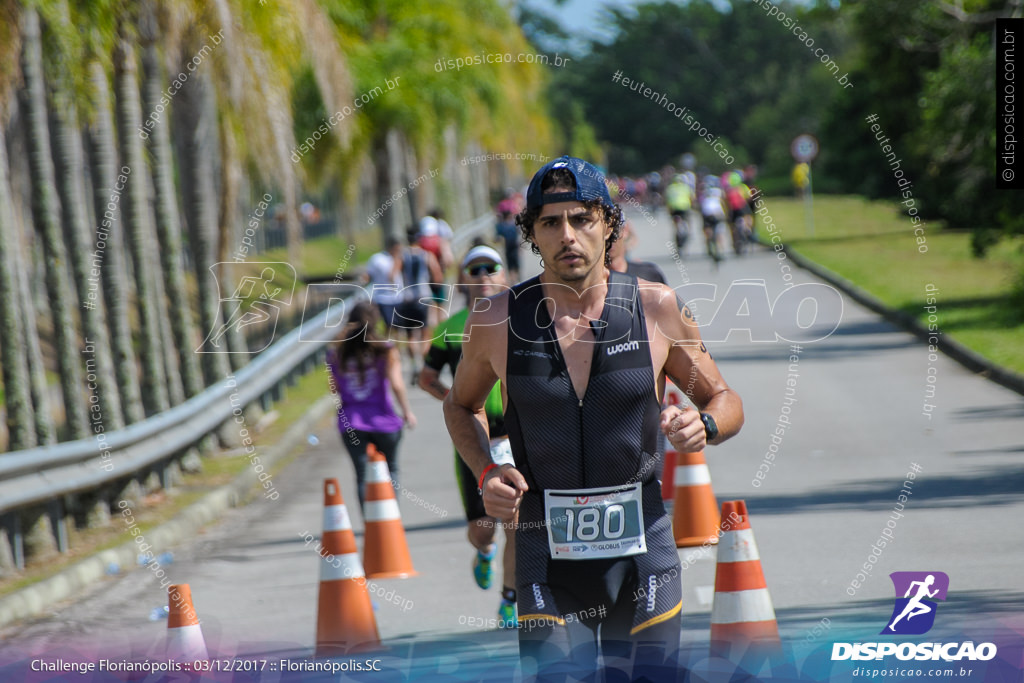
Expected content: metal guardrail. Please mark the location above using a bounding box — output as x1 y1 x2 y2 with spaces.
451 213 497 252
0 214 495 569
0 289 363 511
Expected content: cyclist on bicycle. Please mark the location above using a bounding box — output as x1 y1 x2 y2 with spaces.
723 171 753 255
665 174 695 250
700 176 727 264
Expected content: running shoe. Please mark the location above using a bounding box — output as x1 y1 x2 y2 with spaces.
472 547 495 590
497 599 518 629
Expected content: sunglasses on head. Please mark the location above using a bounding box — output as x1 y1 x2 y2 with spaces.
464 263 503 277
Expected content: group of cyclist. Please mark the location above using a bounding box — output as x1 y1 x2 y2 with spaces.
609 159 760 264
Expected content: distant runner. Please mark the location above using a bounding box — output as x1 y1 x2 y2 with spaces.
444 156 744 680
495 190 523 283
608 221 667 285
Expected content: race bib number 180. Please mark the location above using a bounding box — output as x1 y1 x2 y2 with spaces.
544 482 646 560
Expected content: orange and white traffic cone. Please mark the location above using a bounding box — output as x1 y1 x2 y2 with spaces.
166 584 208 661
660 389 684 501
710 500 780 658
362 445 417 579
672 450 720 547
315 478 380 657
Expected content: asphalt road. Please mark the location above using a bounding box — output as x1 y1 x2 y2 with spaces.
1 207 1022 681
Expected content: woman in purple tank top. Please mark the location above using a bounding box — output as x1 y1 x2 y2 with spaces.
327 302 416 510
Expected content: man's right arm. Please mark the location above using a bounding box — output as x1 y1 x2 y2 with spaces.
442 295 527 518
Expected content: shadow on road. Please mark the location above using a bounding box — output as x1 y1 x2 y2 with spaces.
741 465 1024 514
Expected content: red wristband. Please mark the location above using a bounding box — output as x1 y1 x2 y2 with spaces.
478 463 499 492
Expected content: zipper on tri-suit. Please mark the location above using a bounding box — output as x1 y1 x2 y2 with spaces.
578 397 585 487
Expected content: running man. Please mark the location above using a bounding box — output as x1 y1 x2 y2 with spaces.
396 228 443 384
444 156 744 680
419 245 517 628
888 575 939 632
609 221 667 285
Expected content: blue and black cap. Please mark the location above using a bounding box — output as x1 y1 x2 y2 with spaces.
525 155 615 210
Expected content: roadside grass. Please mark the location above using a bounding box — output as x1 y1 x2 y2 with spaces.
258 232 380 284
757 195 1024 375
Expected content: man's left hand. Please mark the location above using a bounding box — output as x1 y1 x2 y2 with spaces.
660 406 706 452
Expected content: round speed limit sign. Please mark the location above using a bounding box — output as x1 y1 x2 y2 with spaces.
791 134 819 163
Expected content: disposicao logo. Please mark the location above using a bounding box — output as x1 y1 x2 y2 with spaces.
832 572 997 662
883 571 948 635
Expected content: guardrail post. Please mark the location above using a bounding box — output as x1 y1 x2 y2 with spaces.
0 514 20 573
48 499 69 554
24 506 57 561
244 401 263 427
181 447 203 474
197 434 217 457
162 456 184 489
10 514 23 571
117 479 143 509
81 488 111 529
143 469 162 494
217 419 243 449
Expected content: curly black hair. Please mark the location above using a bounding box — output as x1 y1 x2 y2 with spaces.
515 168 624 267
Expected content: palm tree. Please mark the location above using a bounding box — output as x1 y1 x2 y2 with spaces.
0 114 36 451
150 232 185 405
232 0 355 273
113 22 170 413
19 5 89 440
15 218 57 445
174 0 354 372
139 0 202 397
42 0 126 430
174 51 231 385
0 1 36 451
216 119 251 370
325 0 553 240
86 60 145 425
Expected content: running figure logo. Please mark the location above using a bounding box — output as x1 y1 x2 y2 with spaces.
199 263 295 353
882 571 949 635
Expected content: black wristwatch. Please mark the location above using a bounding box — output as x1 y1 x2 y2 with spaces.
700 412 719 442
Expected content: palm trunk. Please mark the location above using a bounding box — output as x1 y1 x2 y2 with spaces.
283 179 302 278
150 233 185 404
373 135 397 245
48 77 125 431
217 118 249 369
15 233 56 445
140 0 202 398
86 60 144 425
175 56 231 385
0 117 37 450
403 137 421 227
20 7 89 440
113 31 169 414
